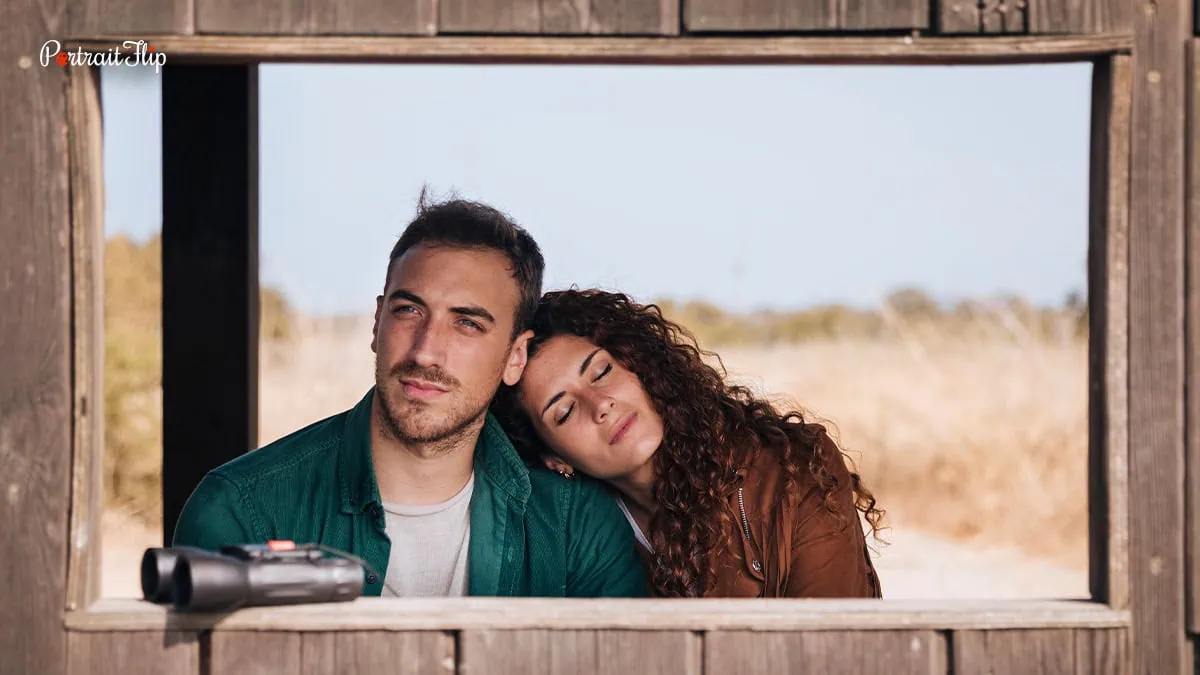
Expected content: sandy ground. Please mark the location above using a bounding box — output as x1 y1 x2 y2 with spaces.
100 510 1086 600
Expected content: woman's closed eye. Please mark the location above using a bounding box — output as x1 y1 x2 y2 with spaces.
593 363 612 382
556 403 574 426
555 364 612 424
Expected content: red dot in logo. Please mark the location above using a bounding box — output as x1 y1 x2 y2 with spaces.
147 45 155 52
55 51 68 66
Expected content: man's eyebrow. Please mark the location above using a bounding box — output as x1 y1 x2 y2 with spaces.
386 291 495 325
387 289 425 306
452 305 495 324
541 348 603 417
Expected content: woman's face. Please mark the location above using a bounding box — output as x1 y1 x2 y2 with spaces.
517 334 665 481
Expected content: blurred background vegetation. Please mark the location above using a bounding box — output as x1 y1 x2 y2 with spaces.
104 234 294 523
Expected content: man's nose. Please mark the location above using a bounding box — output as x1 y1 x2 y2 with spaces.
408 318 448 368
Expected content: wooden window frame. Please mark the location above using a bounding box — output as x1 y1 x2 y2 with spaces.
62 33 1133 632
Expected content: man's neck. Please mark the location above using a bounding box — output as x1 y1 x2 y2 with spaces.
369 406 481 506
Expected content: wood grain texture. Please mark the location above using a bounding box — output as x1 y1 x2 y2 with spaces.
68 0 191 35
704 631 945 674
211 631 452 674
953 629 1076 674
160 65 260 546
210 632 301 674
1073 628 1130 675
686 0 926 32
196 0 436 35
1188 38 1200 636
458 630 698 675
64 34 1132 65
0 2 72 673
1026 0 1132 34
67 631 201 675
937 0 1026 34
953 628 1129 674
66 65 105 614
1128 0 1191 671
65 598 1132 632
1087 53 1131 611
842 0 928 30
438 0 678 34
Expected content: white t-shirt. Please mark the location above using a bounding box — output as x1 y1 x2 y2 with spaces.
379 473 473 597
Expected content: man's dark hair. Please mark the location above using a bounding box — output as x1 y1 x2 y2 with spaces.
386 190 545 339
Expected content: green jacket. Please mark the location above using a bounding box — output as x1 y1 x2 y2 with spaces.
173 388 647 597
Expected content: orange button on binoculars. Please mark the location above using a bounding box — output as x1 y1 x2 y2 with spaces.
267 540 296 551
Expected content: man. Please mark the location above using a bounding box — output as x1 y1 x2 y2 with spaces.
173 196 646 598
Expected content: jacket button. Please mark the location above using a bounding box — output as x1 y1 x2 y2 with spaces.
367 573 378 584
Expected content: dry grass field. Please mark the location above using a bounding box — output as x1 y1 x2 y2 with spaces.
261 316 1089 570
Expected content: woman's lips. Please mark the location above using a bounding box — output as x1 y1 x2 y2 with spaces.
610 412 638 444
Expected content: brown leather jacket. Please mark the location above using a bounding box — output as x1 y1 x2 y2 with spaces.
705 431 882 598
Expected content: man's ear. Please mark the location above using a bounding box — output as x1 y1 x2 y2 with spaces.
502 329 533 386
543 455 574 477
371 295 383 354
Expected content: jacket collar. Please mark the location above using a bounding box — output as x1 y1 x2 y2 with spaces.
338 387 531 515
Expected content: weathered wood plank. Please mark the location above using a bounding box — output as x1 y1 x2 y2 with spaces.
938 0 1026 34
1026 0 1132 34
1188 38 1200 636
685 0 837 32
439 0 678 34
213 631 452 674
1073 628 1130 675
1128 0 1190 669
65 65 105 612
841 0 928 30
69 0 191 35
65 597 1133 632
306 632 452 674
65 34 1132 65
458 630 698 674
704 631 945 674
1087 53 1131 611
0 6 71 674
196 0 436 35
160 65 260 546
67 631 201 675
952 629 1077 673
211 632 301 674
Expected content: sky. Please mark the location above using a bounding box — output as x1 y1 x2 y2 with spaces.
100 61 1092 317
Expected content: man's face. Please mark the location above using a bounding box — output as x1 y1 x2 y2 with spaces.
372 243 530 449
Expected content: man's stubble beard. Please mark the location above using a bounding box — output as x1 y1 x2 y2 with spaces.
374 356 498 456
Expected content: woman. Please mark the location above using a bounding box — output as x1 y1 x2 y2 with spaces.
492 289 885 599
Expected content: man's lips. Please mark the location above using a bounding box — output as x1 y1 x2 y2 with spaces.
609 412 637 444
400 379 449 399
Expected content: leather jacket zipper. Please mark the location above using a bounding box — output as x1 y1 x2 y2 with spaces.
737 486 763 574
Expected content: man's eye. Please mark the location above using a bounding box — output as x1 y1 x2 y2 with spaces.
460 318 483 331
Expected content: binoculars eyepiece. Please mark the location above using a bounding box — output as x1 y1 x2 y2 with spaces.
141 541 365 612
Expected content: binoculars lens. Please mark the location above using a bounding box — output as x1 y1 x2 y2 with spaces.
140 544 364 612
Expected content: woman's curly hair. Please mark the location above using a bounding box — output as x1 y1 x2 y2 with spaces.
491 288 885 597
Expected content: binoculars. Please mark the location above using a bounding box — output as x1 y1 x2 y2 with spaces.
141 541 365 612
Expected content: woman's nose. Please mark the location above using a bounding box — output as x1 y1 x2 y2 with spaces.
591 395 615 422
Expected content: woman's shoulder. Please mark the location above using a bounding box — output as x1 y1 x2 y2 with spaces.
739 422 856 504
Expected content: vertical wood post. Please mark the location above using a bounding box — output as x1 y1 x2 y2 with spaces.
161 64 260 546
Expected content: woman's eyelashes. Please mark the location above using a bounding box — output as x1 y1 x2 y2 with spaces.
555 362 614 425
